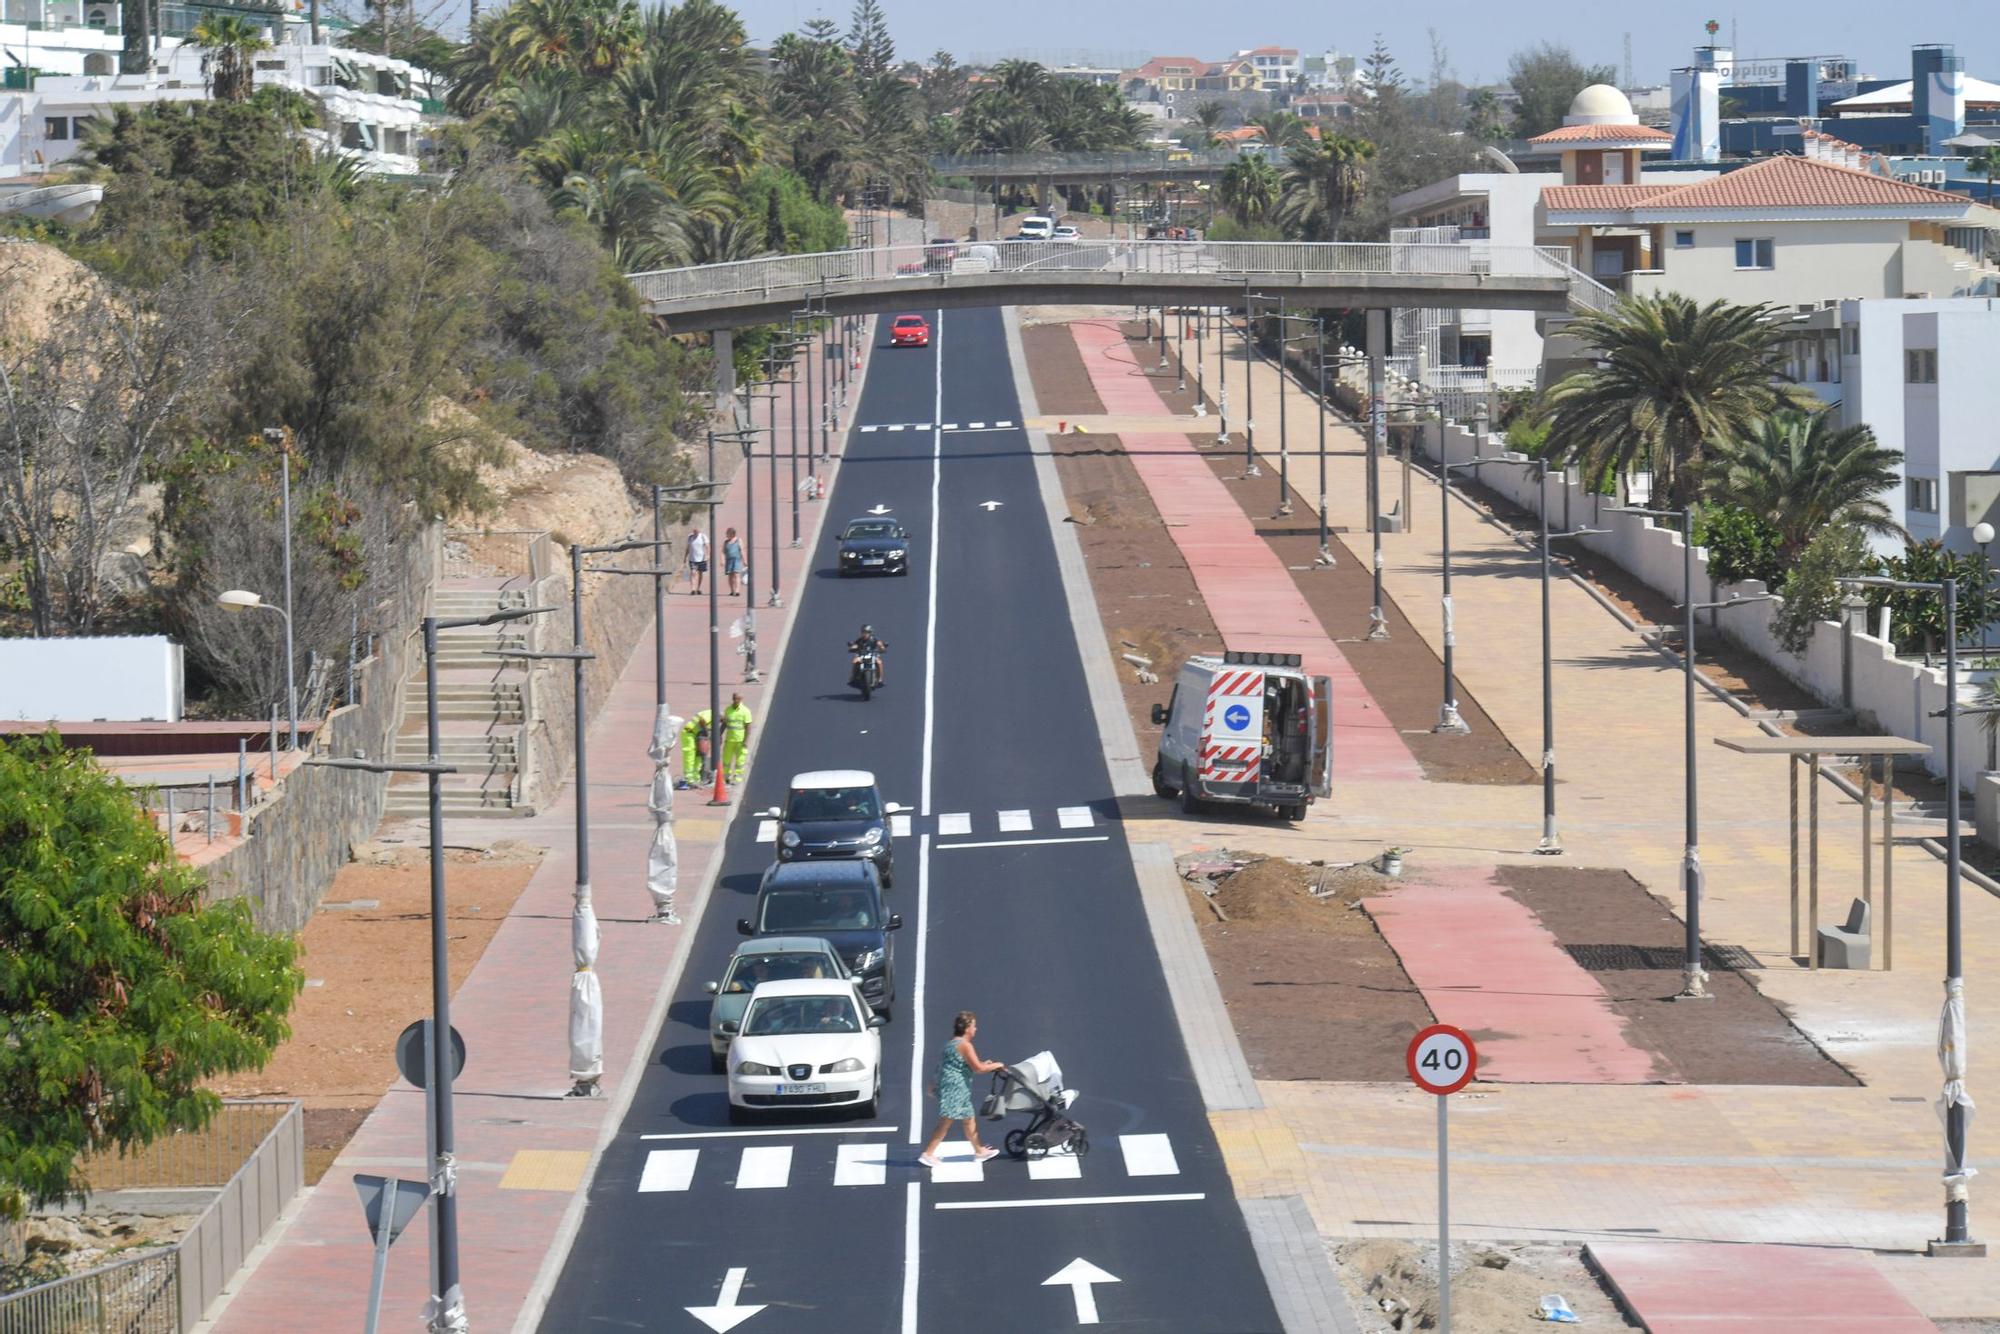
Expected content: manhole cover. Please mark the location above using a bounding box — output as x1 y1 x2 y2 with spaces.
1563 943 1761 971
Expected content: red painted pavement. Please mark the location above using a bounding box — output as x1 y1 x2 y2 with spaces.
1586 1241 1938 1331
1365 865 1661 1084
1064 320 1419 783
209 340 867 1332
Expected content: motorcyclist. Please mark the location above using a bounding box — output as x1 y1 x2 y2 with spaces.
849 624 887 687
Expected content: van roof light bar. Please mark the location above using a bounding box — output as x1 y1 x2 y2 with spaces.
1222 650 1301 668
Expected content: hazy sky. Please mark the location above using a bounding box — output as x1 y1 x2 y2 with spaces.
713 0 1994 88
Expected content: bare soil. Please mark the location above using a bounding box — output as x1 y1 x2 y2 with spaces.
1335 1238 1637 1333
1497 864 1859 1087
208 841 544 1182
4 1213 201 1290
1185 855 1433 1082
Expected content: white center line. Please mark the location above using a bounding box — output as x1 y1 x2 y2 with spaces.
835 1143 888 1186
936 835 1111 851
934 1192 1207 1211
637 1149 698 1193
1057 806 1094 829
937 812 971 836
997 809 1032 832
734 1145 792 1189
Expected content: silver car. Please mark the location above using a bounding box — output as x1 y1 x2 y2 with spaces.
703 937 862 1072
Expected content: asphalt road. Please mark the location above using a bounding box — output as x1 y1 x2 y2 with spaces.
539 306 1281 1332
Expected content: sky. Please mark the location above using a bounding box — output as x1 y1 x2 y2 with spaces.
707 0 1996 89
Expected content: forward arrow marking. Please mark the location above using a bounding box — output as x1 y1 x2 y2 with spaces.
867 504 893 516
1043 1257 1119 1325
978 500 1004 512
686 1266 765 1332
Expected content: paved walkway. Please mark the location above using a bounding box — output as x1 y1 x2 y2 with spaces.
1587 1241 1937 1332
204 333 870 1332
1045 317 2000 1319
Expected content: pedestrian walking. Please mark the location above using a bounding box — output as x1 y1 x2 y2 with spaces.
686 528 709 595
679 707 712 786
918 1011 1004 1168
722 692 753 783
723 527 744 597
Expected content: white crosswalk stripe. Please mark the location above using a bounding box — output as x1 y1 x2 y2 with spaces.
755 820 777 844
937 812 971 836
834 1143 886 1186
928 1142 985 1183
1119 1134 1180 1177
638 1149 698 1193
1026 1149 1083 1181
1057 806 1094 829
997 810 1032 833
887 424 906 432
890 813 912 837
735 1145 792 1189
967 421 986 430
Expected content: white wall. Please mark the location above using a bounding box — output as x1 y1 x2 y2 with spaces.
0 635 183 721
1631 218 1911 305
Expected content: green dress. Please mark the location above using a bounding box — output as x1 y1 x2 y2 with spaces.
936 1038 975 1120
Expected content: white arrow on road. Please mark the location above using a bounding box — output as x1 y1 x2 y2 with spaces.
978 500 1004 511
1043 1258 1119 1325
867 504 894 515
686 1267 765 1332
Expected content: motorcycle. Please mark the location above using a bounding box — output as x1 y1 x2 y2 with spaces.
850 645 882 700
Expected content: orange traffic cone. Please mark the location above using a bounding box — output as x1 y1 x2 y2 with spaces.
707 744 729 806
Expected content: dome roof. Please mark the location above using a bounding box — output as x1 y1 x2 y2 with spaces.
1565 83 1637 125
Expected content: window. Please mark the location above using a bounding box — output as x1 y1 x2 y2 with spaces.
1843 324 1860 355
1907 477 1938 514
1603 150 1626 184
43 117 68 141
1674 230 1695 249
1906 348 1938 384
1734 237 1774 269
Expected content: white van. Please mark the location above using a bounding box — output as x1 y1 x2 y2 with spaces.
1013 215 1055 240
1150 651 1332 821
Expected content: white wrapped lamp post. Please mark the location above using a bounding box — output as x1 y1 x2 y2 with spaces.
648 705 683 924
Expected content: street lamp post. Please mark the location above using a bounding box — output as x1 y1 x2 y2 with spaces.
308 600 552 1332
1365 310 1390 640
1841 573 1978 1255
216 588 296 750
1240 299 1260 478
1215 305 1229 447
1434 452 1473 735
1527 462 1609 854
272 432 297 749
1193 308 1206 418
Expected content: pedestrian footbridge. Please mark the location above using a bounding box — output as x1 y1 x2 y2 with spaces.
626 240 1617 331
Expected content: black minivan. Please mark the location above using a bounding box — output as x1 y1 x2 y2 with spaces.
740 861 901 1018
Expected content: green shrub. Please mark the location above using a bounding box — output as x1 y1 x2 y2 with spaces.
1693 505 1784 589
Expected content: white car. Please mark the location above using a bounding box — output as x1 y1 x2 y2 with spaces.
1013 215 1054 240
727 978 885 1122
1051 224 1080 241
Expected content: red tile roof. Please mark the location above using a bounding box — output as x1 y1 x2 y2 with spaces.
1636 154 1973 210
1528 122 1674 145
1542 184 1671 211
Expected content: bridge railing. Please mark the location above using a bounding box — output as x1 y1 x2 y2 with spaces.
628 240 1586 310
929 150 1240 176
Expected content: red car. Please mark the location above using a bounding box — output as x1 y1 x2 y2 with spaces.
889 314 930 347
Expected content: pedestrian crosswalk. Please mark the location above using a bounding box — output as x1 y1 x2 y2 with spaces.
636 1132 1182 1193
856 421 1018 434
752 807 1109 844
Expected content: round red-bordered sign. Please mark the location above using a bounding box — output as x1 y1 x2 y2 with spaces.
1406 1023 1477 1095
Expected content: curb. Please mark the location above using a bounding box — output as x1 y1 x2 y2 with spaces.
509 317 874 1334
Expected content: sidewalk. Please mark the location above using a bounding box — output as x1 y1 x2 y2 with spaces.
204 332 871 1332
1050 317 1999 1321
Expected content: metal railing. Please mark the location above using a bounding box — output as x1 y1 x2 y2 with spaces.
1536 245 1620 314
0 1249 180 1334
629 240 1584 310
930 149 1239 176
74 1101 290 1193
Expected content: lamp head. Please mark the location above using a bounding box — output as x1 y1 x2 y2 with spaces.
1977 522 1996 546
216 589 264 612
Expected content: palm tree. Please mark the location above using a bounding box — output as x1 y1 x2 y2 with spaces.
1188 100 1227 145
1217 154 1281 225
190 15 270 103
1249 111 1311 151
554 166 688 271
1970 144 2000 209
1703 409 1904 559
1539 294 1815 508
1276 133 1375 240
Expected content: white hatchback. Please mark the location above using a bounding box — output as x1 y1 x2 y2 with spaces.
727 978 885 1122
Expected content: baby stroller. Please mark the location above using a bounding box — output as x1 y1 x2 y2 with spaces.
981 1050 1089 1160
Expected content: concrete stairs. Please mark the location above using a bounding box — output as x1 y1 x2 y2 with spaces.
382 586 538 819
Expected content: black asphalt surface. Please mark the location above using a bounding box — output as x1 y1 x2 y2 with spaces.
539 306 1281 1332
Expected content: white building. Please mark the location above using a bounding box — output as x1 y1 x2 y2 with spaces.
1235 46 1300 94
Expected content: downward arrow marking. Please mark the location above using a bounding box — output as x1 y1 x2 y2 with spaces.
686 1266 765 1332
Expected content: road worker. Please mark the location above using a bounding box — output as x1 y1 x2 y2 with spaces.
679 707 712 788
722 693 754 783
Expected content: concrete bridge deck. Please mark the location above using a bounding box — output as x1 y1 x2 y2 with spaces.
627 239 1611 331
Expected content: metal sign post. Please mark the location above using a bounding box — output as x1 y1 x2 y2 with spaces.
1408 1024 1478 1333
355 1174 431 1334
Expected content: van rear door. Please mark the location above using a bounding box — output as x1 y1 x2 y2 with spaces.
1309 675 1333 797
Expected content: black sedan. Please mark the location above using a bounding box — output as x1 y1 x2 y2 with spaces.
835 517 910 576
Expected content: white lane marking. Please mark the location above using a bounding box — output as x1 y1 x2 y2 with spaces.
834 1143 887 1186
686 1266 766 1333
936 835 1111 851
641 1126 896 1140
1045 1258 1119 1326
637 1149 698 1193
860 424 879 433
937 812 971 836
1027 1150 1083 1181
934 1192 1206 1211
755 820 777 843
888 424 906 432
967 421 985 430
891 813 912 837
1118 1134 1180 1177
996 420 1015 428
927 1141 985 1184
1057 806 1094 829
998 809 1032 832
734 1145 792 1189
899 1182 921 1331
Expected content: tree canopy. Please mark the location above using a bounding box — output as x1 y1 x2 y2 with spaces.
1508 42 1618 139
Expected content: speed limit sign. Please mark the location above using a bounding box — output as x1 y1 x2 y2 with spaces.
1406 1023 1477 1095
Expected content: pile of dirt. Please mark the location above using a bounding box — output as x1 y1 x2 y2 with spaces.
440 402 640 573
0 238 101 349
1207 856 1386 927
1336 1239 1638 1332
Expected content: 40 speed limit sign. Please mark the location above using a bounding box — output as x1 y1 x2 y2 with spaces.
1406 1023 1477 1096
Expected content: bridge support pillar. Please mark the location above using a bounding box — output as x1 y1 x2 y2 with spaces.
712 329 736 408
